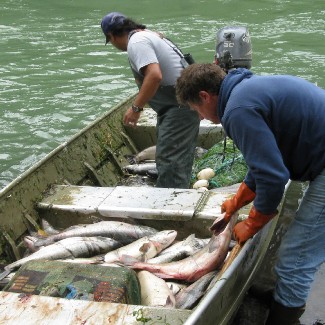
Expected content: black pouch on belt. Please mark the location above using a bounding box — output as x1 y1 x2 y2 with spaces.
184 53 195 65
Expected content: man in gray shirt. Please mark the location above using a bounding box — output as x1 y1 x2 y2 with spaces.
101 12 200 188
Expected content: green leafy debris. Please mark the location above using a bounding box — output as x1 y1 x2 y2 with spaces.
192 139 248 188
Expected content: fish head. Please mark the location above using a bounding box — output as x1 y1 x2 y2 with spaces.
157 230 177 244
149 230 177 250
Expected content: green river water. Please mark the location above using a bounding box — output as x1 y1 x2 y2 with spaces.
1 0 324 188
0 1 324 323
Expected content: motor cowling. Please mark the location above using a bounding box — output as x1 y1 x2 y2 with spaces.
215 26 252 71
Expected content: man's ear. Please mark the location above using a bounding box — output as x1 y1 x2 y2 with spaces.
198 91 210 102
108 33 115 41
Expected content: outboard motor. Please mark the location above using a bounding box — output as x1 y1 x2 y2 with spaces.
215 26 252 72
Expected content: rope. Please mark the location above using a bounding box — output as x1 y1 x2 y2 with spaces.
192 139 248 188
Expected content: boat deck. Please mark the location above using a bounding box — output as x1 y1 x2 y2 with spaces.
36 184 243 239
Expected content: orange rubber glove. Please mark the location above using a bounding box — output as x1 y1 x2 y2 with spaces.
210 182 256 234
233 206 277 245
221 182 256 218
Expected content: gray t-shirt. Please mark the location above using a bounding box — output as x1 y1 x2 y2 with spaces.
127 30 184 86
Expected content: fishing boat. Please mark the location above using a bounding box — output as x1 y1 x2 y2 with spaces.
0 94 289 325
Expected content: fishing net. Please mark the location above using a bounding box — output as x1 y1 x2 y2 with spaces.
4 260 141 304
191 138 248 188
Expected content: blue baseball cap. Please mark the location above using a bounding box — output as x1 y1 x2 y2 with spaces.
101 12 126 44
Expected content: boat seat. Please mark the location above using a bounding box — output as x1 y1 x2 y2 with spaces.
37 185 238 223
125 108 224 150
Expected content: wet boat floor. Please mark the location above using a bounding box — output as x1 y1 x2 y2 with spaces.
1 180 323 324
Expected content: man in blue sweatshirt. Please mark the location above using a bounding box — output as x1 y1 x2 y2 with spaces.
176 63 325 324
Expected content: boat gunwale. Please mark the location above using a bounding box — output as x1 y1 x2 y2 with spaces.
184 181 291 325
0 92 287 324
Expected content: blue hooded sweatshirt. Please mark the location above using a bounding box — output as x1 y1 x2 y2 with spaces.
217 68 325 214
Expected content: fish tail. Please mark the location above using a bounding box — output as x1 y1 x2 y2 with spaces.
187 234 208 251
124 154 137 164
23 236 39 252
184 234 196 245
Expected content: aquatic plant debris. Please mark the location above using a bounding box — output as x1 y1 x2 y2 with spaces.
192 139 248 188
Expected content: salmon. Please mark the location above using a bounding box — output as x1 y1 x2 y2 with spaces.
124 163 157 175
147 234 209 264
175 270 218 309
104 230 177 263
124 213 238 282
135 146 156 163
30 221 158 249
5 236 121 271
137 270 176 308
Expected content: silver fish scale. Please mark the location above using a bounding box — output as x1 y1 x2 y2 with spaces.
33 221 158 247
5 236 121 271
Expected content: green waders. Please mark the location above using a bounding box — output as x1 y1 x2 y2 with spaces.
155 105 199 188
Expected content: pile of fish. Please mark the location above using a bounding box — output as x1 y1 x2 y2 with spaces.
2 215 238 310
124 145 209 180
124 145 158 178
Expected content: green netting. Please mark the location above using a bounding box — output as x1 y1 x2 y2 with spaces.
4 260 141 304
192 138 248 188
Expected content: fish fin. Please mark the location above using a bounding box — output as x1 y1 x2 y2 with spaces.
184 234 201 250
165 295 175 308
181 234 197 255
141 254 148 263
210 217 228 236
95 255 105 263
120 254 139 266
124 154 137 164
184 234 196 244
23 235 48 252
23 236 39 252
113 261 128 267
139 242 151 253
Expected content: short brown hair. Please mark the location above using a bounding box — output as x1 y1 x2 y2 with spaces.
176 63 226 105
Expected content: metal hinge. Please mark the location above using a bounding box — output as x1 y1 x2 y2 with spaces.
194 191 211 216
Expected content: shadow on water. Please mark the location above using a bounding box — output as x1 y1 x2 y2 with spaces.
232 181 325 325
